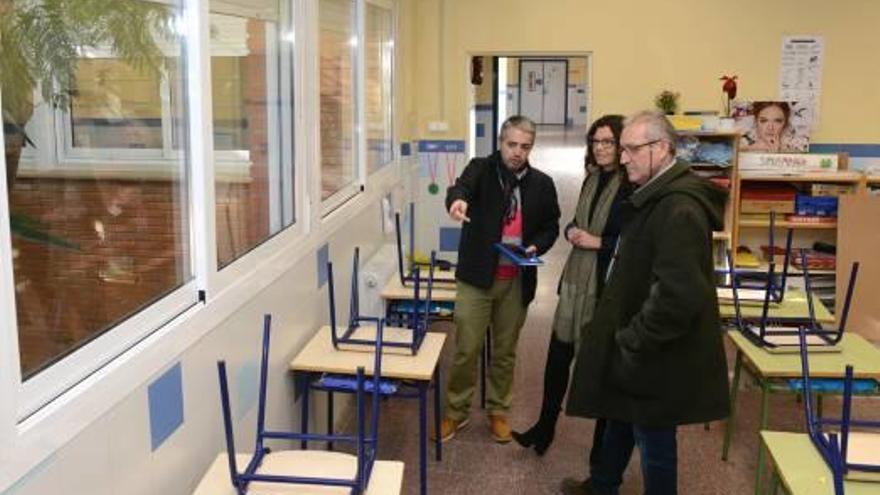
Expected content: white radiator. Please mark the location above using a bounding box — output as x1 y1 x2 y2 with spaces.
358 243 398 318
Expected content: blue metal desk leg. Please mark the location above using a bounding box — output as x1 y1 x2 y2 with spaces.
300 372 311 450
419 382 428 495
434 367 442 461
327 391 334 451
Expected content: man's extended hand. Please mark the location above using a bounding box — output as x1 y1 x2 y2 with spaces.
448 199 471 223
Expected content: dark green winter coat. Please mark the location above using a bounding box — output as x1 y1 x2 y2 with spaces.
565 161 731 427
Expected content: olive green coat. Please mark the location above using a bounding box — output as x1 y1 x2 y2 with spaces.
565 161 731 427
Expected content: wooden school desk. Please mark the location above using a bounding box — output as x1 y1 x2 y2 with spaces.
721 331 880 493
192 451 404 494
761 431 879 495
290 326 445 495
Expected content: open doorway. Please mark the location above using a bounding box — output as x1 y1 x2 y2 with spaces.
468 54 591 159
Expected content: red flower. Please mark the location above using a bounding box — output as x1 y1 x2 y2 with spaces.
720 75 738 100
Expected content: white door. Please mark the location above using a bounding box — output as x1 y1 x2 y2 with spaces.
518 60 567 124
519 61 544 124
541 61 567 124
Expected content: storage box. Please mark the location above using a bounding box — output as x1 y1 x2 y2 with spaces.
739 152 839 174
811 183 853 197
795 194 838 217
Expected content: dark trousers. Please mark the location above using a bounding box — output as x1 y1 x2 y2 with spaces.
591 419 677 495
540 333 606 465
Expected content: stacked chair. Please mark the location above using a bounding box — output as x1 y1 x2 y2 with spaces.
329 246 435 355
216 314 385 494
797 327 880 494
726 245 860 353
395 209 456 288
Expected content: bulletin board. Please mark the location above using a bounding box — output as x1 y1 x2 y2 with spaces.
836 195 880 342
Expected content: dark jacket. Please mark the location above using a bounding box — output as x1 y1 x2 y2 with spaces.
565 161 731 427
446 151 560 306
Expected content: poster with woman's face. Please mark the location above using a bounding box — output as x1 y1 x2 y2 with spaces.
732 100 810 153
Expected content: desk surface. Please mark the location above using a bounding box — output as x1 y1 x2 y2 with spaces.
193 451 404 495
290 326 445 381
761 431 879 495
718 288 835 324
381 276 457 302
727 331 880 379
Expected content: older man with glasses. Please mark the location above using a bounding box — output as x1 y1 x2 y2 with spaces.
563 111 730 495
438 115 560 444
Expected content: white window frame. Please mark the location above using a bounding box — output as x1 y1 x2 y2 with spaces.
0 0 402 490
317 0 363 216
205 0 311 293
364 0 395 174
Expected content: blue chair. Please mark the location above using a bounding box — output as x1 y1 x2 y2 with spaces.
329 246 435 355
717 211 794 303
395 207 456 288
216 314 383 494
728 248 859 352
797 327 880 494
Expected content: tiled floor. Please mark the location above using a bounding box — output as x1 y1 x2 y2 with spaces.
366 126 880 494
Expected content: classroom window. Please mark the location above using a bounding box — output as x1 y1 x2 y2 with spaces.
319 0 358 202
209 2 296 268
365 3 394 173
2 0 191 379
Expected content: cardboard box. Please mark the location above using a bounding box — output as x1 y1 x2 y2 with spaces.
741 199 795 214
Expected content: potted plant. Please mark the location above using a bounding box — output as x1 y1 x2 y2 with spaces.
1 0 172 245
654 90 680 115
1 0 172 186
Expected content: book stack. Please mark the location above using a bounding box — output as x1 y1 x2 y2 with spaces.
785 214 836 225
740 184 797 214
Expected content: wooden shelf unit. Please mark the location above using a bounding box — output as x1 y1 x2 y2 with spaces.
733 169 866 317
677 131 740 267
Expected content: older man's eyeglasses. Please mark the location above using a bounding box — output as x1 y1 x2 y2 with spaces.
619 139 660 155
588 138 617 149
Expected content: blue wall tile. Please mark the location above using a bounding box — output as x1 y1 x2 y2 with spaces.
809 143 880 158
317 243 329 288
148 363 184 451
475 123 485 138
439 227 461 252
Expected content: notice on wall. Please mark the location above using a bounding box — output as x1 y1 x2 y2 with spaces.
779 35 824 129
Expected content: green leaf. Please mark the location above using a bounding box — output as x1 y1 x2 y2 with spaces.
10 212 80 250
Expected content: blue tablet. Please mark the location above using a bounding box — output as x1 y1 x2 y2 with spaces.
493 243 544 266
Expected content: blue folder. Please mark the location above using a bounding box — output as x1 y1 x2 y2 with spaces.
493 243 544 266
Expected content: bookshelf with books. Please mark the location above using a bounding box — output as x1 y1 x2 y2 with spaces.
733 170 864 316
676 131 740 267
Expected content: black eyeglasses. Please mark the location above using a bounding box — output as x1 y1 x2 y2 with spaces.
619 139 660 155
588 138 617 149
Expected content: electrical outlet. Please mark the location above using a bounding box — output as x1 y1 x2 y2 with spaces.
427 121 449 132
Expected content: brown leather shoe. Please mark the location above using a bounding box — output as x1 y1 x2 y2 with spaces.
488 414 512 443
434 416 470 442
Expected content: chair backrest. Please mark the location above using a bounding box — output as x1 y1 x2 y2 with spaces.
728 247 860 349
216 314 384 494
797 326 880 494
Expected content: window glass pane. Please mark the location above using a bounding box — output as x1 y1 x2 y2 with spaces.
319 0 357 200
70 59 164 149
1 0 191 378
209 5 295 267
365 4 393 173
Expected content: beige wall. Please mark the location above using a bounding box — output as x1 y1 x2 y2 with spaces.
403 0 880 143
